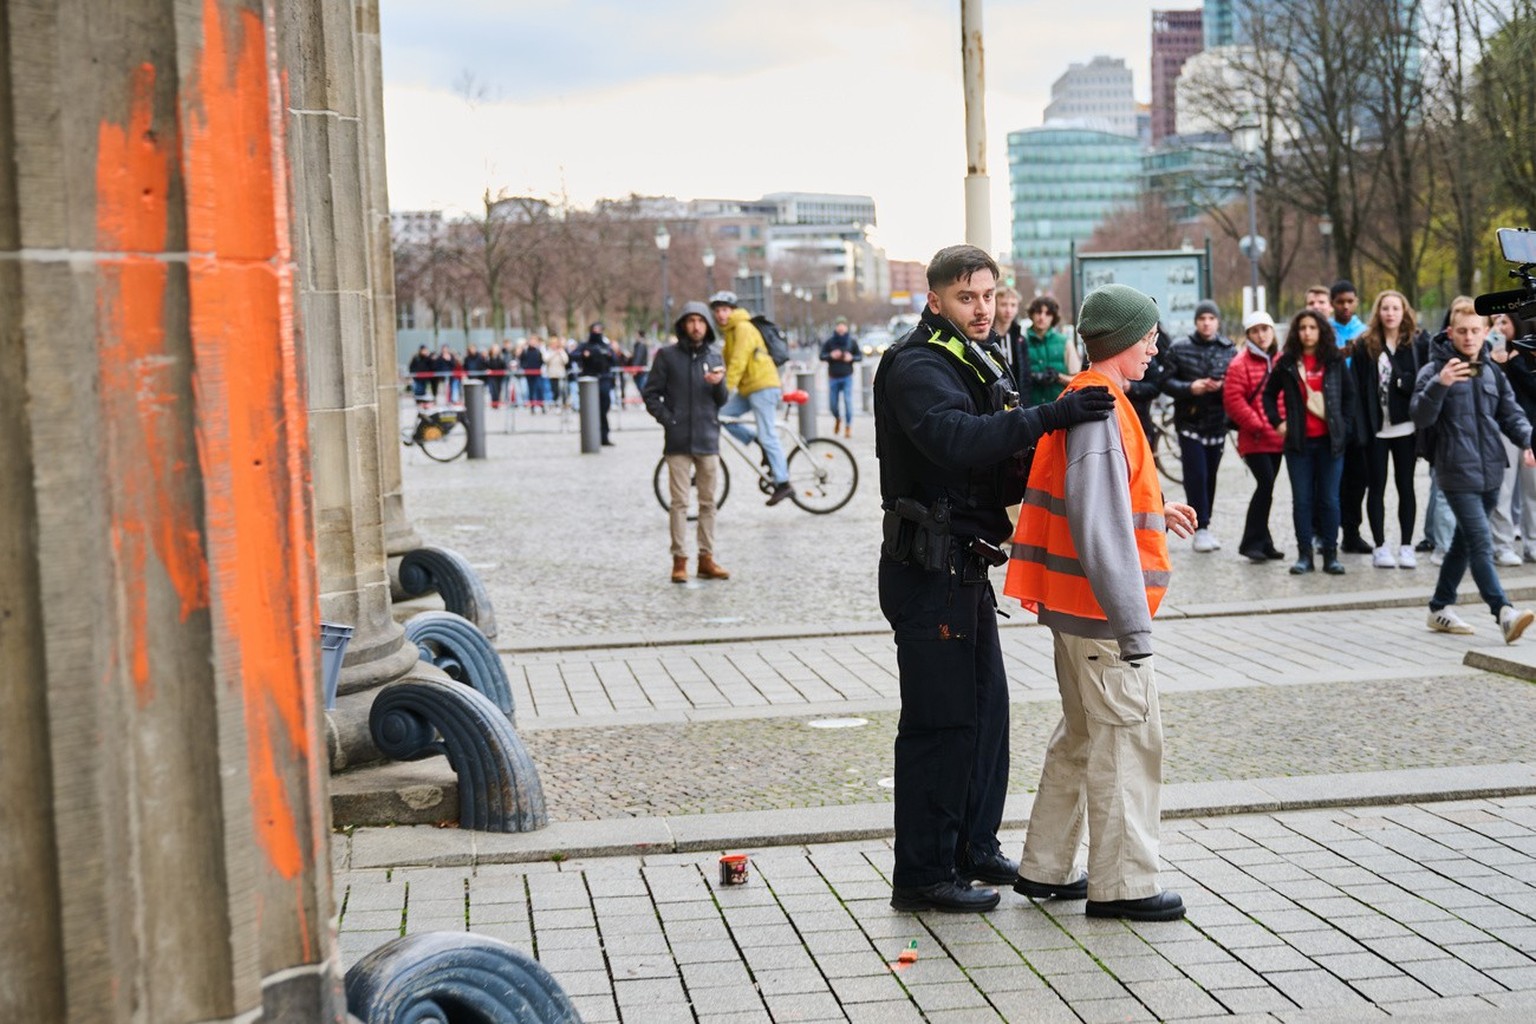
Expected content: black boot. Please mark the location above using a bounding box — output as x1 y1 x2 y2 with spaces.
1290 552 1315 575
1322 547 1346 574
1341 533 1373 555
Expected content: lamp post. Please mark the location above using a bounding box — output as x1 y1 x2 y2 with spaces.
654 224 672 329
702 247 715 295
1318 216 1333 278
1234 116 1265 314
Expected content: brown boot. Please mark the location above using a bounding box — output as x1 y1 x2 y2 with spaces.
833 417 841 436
671 556 688 583
697 553 731 580
844 423 853 439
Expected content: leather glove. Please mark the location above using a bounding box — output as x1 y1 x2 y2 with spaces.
1035 386 1116 434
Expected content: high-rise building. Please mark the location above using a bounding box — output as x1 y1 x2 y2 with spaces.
1008 125 1144 285
1151 9 1204 144
1042 56 1137 137
1204 0 1240 48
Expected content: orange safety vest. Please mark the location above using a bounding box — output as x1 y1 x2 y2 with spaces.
1004 369 1171 620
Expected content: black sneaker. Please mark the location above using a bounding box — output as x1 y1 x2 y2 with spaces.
957 850 1019 886
766 482 794 506
1415 538 1435 553
890 880 1000 914
1086 891 1185 921
1013 873 1089 900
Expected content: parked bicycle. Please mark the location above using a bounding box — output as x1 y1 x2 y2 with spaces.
402 404 467 462
1150 394 1182 486
652 393 858 516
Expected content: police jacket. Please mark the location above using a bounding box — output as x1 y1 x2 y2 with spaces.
1412 335 1533 493
576 334 615 377
874 308 1049 545
643 306 728 456
1162 331 1236 436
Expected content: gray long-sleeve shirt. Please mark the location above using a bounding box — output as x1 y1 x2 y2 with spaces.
1035 414 1155 659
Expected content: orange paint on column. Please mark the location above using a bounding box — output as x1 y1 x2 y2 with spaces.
184 0 316 901
95 63 211 705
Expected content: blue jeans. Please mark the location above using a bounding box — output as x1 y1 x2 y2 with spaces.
721 387 788 484
1432 488 1509 617
1287 437 1344 552
1423 470 1458 551
828 375 854 425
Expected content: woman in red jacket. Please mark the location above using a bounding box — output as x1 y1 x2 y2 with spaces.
1225 311 1288 562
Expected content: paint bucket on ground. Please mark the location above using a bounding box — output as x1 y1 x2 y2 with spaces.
320 622 354 710
718 854 749 886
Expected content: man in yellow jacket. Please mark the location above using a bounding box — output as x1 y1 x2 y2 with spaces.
1005 283 1197 922
711 291 793 506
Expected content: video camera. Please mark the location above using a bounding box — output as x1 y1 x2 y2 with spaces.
1476 228 1536 352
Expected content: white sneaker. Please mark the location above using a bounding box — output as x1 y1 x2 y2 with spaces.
1500 606 1535 644
1428 608 1475 635
1397 545 1417 569
1372 545 1396 568
1496 550 1524 567
1192 528 1217 553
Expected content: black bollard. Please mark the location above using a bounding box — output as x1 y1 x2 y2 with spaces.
463 379 487 459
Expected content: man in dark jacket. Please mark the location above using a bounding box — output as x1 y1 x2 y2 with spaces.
875 244 1115 914
1412 306 1536 641
408 345 434 403
819 318 862 438
1161 301 1235 552
644 302 730 583
576 323 617 445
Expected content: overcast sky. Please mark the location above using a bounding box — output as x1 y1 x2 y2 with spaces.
380 0 1162 262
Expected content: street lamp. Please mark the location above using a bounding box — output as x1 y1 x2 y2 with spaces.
1318 216 1333 277
702 247 715 294
1234 115 1265 314
654 224 672 329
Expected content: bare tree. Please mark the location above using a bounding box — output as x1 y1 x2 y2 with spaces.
1471 0 1536 227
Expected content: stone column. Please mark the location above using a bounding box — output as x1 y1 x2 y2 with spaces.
355 0 422 559
282 0 418 695
0 1 344 1019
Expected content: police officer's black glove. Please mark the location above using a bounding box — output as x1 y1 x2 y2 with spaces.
1034 386 1115 434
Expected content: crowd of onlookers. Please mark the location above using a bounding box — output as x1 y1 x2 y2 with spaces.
405 327 656 411
994 279 1536 642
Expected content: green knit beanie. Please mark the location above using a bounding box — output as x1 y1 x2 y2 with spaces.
1078 284 1160 363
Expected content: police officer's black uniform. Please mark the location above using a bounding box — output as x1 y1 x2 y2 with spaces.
874 306 1114 912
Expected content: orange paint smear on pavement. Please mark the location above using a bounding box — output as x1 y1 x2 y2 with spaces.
95 63 211 705
185 0 316 904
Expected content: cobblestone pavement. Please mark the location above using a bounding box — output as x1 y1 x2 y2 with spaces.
337 796 1536 1022
400 399 1519 644
522 674 1536 822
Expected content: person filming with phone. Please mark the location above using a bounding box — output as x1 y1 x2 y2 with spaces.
643 302 732 584
1412 302 1536 641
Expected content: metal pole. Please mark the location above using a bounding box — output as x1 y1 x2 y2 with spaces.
861 362 875 413
577 376 601 453
660 250 671 333
463 379 487 459
796 369 818 440
961 0 991 252
1246 160 1261 308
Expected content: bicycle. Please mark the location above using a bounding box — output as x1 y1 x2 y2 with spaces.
402 403 468 462
652 393 858 516
1149 394 1182 486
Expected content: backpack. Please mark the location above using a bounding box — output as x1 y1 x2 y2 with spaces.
751 315 792 368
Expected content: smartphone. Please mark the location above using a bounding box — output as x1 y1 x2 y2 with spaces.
1499 228 1536 264
1467 361 1484 378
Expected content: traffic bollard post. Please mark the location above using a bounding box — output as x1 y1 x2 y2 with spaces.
463 379 487 459
578 376 601 453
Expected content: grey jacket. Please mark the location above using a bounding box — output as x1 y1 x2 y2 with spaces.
1411 335 1533 493
643 301 729 455
1037 409 1156 659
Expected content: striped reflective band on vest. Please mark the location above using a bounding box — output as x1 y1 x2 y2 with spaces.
1003 369 1171 620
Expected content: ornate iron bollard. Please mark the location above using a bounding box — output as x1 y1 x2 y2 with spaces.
403 610 514 718
397 546 498 640
345 932 580 1023
370 678 546 832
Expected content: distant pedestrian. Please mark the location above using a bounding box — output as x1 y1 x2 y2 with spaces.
1224 311 1287 562
576 323 617 444
1413 305 1536 641
1161 300 1235 552
435 344 462 404
643 302 730 583
1353 291 1424 568
1494 312 1536 563
994 286 1029 391
1021 296 1080 407
463 343 487 396
1332 280 1373 555
545 336 569 407
1264 310 1355 575
1007 282 1197 923
820 317 862 438
629 330 652 396
485 344 509 407
710 290 792 506
520 336 548 412
408 344 434 403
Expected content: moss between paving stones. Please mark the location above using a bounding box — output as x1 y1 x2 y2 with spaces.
520 673 1536 821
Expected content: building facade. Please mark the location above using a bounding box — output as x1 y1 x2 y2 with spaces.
1151 9 1204 145
1008 125 1144 285
1042 56 1138 137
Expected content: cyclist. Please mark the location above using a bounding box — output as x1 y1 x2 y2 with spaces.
710 291 792 506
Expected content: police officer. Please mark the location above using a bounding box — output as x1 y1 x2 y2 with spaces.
874 245 1116 913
